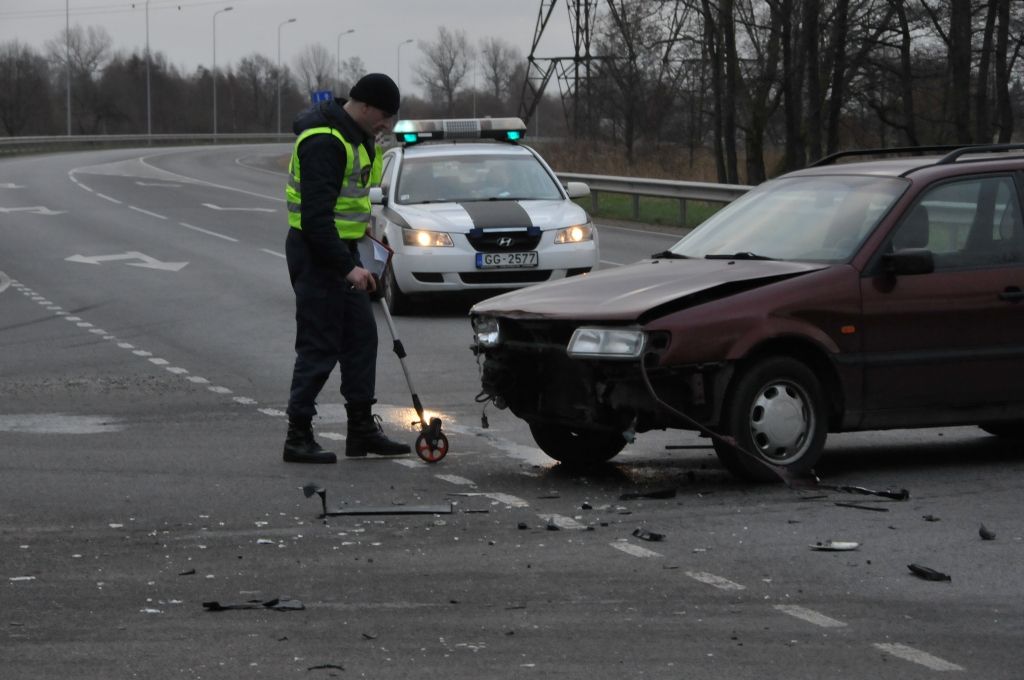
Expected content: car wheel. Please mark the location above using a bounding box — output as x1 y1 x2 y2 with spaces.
528 421 626 466
382 266 412 315
713 357 828 482
979 422 1024 439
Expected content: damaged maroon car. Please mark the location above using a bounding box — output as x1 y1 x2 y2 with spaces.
470 145 1024 480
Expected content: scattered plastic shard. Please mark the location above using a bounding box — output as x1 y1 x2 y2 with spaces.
178 568 196 576
922 514 940 522
321 504 452 516
810 540 859 551
907 563 951 582
632 528 665 542
819 482 909 500
302 484 328 517
619 488 677 501
202 597 305 611
979 524 996 540
308 664 345 671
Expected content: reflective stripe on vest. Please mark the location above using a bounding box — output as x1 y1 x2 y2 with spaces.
285 126 372 240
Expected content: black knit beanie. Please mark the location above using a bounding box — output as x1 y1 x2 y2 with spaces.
349 73 401 116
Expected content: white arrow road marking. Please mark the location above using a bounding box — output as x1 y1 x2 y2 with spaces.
65 251 188 272
0 206 66 215
202 203 276 212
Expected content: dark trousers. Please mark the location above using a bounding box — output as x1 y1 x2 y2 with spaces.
285 229 377 421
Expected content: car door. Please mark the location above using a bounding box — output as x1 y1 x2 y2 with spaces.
859 173 1024 426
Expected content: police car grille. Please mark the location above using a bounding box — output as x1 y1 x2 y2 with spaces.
459 270 551 284
466 231 542 253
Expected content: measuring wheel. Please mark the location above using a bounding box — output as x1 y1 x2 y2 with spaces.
415 417 449 463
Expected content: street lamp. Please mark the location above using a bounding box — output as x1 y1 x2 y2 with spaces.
336 29 354 92
65 0 70 135
396 38 413 99
212 6 234 136
145 0 151 136
276 17 296 135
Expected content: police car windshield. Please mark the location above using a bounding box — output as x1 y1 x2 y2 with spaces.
669 175 909 263
395 154 563 204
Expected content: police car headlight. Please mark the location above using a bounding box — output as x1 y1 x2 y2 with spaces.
472 316 501 347
403 229 454 247
567 327 646 359
554 223 593 244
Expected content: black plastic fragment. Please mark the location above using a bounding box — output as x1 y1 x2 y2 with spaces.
203 597 305 611
619 488 677 501
632 528 665 542
835 502 889 512
907 564 951 582
979 524 996 540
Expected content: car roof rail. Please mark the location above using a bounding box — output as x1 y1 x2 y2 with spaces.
809 145 963 167
936 143 1024 164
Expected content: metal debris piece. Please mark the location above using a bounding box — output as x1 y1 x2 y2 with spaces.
517 522 529 530
302 484 328 517
545 521 560 531
907 563 951 582
979 524 996 540
581 502 593 510
632 528 665 542
810 540 859 551
178 568 196 576
322 504 452 516
922 514 940 522
619 488 677 501
819 483 909 501
834 502 889 512
202 597 305 611
308 664 345 671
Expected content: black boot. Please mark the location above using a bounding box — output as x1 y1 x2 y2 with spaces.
283 418 337 464
345 401 411 457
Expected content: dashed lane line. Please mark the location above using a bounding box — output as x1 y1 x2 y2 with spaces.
610 541 662 558
774 604 847 628
261 249 285 259
873 643 964 672
180 222 238 242
685 571 746 591
128 205 166 220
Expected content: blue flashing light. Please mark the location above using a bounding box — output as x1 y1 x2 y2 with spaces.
403 133 419 143
506 131 522 141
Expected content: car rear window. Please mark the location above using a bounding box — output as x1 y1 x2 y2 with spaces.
670 175 908 263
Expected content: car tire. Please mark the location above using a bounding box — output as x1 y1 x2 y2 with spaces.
528 421 626 466
383 266 412 315
713 357 828 482
979 422 1024 439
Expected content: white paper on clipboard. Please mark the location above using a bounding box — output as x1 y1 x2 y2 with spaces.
355 233 394 279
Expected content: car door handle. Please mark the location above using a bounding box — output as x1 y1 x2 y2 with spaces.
999 286 1024 302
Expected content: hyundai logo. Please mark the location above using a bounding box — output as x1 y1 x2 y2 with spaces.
496 236 514 248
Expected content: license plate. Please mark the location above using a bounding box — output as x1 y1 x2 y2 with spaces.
475 251 538 269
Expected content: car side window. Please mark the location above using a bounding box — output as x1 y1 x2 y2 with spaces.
890 176 1024 270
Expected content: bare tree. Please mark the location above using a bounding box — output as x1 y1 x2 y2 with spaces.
0 41 51 135
294 44 334 95
43 25 113 133
478 37 522 102
414 27 474 115
337 55 367 96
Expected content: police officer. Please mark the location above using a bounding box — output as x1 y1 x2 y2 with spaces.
283 73 411 464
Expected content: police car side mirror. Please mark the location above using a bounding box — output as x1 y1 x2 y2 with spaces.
369 187 385 206
564 181 590 199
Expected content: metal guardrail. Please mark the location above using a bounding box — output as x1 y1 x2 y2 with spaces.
0 134 752 225
557 171 752 226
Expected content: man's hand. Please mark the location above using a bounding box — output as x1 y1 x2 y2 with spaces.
345 266 377 293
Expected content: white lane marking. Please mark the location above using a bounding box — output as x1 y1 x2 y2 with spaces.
117 342 134 349
208 386 232 394
686 571 746 591
139 153 286 204
436 474 476 486
611 541 662 558
148 358 169 366
0 206 66 215
261 248 286 259
456 492 529 508
76 322 93 328
165 367 189 375
186 376 209 384
258 408 286 417
392 459 420 468
774 605 847 628
600 259 624 266
128 205 167 220
232 397 257 405
540 514 587 530
0 271 12 294
179 222 238 242
95 193 122 204
132 350 152 357
873 643 964 672
318 431 345 441
202 203 276 212
0 183 24 189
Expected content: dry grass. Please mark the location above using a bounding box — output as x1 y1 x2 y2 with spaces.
532 140 725 182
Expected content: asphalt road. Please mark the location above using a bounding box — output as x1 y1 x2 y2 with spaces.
2 146 1023 679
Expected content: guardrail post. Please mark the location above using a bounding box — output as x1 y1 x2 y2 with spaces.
591 191 598 213
632 193 640 220
679 198 688 227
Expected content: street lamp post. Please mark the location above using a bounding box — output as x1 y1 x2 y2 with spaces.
145 0 151 136
212 6 234 135
336 29 354 92
276 17 296 135
65 0 70 135
396 38 413 98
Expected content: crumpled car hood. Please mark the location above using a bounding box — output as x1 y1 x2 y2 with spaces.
471 258 828 321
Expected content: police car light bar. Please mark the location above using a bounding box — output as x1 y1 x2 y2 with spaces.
393 118 527 145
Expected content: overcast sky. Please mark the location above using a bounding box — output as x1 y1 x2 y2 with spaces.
0 0 576 96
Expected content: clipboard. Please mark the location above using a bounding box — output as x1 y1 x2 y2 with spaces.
355 233 394 279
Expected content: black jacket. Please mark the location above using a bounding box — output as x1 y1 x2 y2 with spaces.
290 97 376 276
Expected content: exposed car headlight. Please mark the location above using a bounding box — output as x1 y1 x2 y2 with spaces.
472 315 501 347
554 223 593 244
403 229 454 247
567 327 646 359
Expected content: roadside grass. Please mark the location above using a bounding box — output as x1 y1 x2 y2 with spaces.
574 194 723 229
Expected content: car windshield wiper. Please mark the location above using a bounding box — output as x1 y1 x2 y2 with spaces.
650 250 689 259
704 251 776 260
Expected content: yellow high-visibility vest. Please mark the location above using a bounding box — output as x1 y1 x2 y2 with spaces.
285 126 372 240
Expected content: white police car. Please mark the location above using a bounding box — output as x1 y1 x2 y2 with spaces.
368 118 598 314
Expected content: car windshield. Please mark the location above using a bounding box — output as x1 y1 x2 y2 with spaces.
396 153 564 204
669 175 909 263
